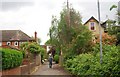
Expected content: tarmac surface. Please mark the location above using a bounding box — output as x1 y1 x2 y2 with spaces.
32 62 71 76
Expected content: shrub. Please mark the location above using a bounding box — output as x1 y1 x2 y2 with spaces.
54 55 59 64
0 48 23 70
20 42 29 58
64 45 120 76
95 33 116 45
40 47 45 62
27 43 41 54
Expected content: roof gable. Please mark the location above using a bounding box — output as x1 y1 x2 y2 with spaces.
0 30 34 42
84 16 99 25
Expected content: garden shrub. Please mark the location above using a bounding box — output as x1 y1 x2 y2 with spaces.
64 45 120 76
95 33 116 45
27 42 41 54
20 42 29 58
40 47 45 62
0 48 23 70
20 42 46 64
54 55 59 64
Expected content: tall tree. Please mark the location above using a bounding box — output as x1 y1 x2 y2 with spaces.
47 4 92 55
49 5 82 48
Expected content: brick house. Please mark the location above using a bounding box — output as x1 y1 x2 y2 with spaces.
0 30 35 49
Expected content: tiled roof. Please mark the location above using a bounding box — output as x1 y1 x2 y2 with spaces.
0 30 34 42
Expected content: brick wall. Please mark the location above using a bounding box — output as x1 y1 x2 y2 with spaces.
1 62 36 76
2 67 21 75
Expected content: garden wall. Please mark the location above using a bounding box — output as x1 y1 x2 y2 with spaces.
2 67 21 75
1 62 36 75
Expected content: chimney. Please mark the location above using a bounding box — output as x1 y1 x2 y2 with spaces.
34 31 37 42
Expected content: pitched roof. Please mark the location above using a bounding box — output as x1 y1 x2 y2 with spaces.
84 16 99 25
101 21 107 28
0 30 34 42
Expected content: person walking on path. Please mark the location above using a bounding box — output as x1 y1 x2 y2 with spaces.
47 46 56 68
48 53 53 68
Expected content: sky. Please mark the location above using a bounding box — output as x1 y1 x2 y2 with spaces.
0 0 119 45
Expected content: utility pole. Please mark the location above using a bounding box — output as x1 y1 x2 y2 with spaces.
118 1 120 25
66 0 71 44
67 0 70 27
97 0 103 64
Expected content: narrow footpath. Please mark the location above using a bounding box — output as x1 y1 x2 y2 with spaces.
32 62 73 77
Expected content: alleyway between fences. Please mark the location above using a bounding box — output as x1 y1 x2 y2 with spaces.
32 62 71 76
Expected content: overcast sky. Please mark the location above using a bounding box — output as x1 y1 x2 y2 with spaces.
0 0 119 44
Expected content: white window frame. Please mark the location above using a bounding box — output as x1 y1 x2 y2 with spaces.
0 42 2 46
7 42 11 46
89 22 96 31
14 41 18 46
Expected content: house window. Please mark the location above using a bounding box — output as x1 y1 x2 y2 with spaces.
90 22 95 30
14 41 18 46
0 42 2 46
7 42 11 46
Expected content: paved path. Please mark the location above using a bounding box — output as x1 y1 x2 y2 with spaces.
32 62 72 76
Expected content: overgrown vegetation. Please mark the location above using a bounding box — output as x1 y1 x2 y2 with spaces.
107 4 120 45
1 48 23 70
46 4 92 60
20 42 45 62
46 3 120 76
64 45 120 76
95 33 116 45
62 3 120 76
54 54 59 64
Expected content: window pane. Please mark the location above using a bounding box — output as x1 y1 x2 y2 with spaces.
7 42 11 46
14 42 18 46
90 22 95 30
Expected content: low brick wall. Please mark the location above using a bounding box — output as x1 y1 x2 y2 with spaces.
1 62 36 75
21 62 36 75
20 64 29 75
30 62 36 73
2 67 21 75
0 71 2 77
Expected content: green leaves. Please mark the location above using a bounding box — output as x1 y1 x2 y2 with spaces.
109 4 120 45
27 43 40 54
20 42 45 57
54 55 59 64
110 5 117 11
47 5 84 53
1 48 23 70
64 45 120 76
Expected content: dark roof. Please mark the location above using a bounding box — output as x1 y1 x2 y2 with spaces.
84 16 99 25
0 30 34 42
101 20 120 28
101 21 107 28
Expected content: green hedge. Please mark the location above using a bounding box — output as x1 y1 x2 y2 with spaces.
54 55 59 64
0 48 23 70
64 45 120 76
